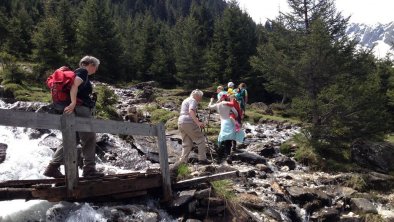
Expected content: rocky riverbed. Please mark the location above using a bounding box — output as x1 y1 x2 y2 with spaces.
0 81 393 221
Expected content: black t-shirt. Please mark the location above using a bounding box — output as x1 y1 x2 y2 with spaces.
75 68 94 108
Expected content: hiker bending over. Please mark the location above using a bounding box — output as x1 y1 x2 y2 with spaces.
208 94 245 163
177 89 211 165
44 55 104 178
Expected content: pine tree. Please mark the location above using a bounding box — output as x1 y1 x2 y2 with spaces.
0 7 8 50
76 0 122 81
173 15 207 89
31 16 65 78
4 7 34 57
206 0 257 85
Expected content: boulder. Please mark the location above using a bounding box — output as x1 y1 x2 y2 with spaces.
0 143 8 163
287 187 331 210
350 198 378 214
275 156 296 170
310 207 340 222
28 128 51 140
363 171 394 191
351 139 394 173
231 151 267 165
133 81 158 90
249 102 273 115
170 190 196 209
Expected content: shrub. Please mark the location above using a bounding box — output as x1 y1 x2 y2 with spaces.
165 116 178 130
177 163 191 181
344 174 367 192
211 180 236 201
95 85 120 120
150 108 178 124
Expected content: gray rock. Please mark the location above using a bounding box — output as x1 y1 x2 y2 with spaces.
0 143 8 163
263 207 282 221
200 197 224 207
364 171 394 191
336 186 357 198
351 139 394 173
350 198 378 214
28 128 51 140
310 207 340 222
185 219 202 222
195 188 211 199
231 151 267 165
275 156 296 170
133 81 158 90
259 144 276 157
170 190 196 208
287 187 331 209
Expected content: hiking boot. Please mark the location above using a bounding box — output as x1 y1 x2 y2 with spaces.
43 163 64 178
82 166 104 177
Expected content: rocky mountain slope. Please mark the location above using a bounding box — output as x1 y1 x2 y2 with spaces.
347 22 394 58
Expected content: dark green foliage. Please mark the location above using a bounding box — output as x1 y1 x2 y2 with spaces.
0 53 26 85
32 17 65 80
173 15 207 89
206 0 257 84
76 0 122 82
95 85 120 120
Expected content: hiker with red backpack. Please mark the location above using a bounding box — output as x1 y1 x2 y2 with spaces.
43 55 104 178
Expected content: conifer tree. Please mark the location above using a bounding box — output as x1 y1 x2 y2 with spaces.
206 0 257 84
76 0 122 81
32 16 65 78
173 15 206 89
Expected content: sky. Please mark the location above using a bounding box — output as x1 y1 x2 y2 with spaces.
236 0 394 25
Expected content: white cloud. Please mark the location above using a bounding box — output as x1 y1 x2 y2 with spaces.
237 0 394 25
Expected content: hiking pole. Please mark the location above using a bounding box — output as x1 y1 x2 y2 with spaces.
201 115 214 162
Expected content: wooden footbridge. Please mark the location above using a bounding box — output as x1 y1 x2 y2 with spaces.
0 108 172 202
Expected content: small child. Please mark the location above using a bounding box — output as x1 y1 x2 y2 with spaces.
226 95 242 132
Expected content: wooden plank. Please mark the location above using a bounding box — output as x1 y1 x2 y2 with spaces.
174 171 240 189
73 117 157 136
110 190 147 199
61 114 78 197
0 109 61 130
32 176 162 201
0 188 35 201
0 178 65 188
156 123 172 201
0 109 157 136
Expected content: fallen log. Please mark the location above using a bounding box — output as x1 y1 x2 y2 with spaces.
173 171 239 189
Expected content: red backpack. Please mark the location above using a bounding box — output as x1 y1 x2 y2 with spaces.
46 66 76 105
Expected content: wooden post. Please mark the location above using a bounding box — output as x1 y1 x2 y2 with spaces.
61 114 78 197
156 123 172 201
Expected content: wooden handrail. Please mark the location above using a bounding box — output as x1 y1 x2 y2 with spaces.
0 108 172 201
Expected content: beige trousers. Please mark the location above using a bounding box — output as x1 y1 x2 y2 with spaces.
178 123 207 163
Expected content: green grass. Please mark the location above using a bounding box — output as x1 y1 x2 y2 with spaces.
211 179 236 201
150 108 178 124
177 163 191 181
245 108 300 124
344 174 367 191
2 82 51 102
385 134 394 144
